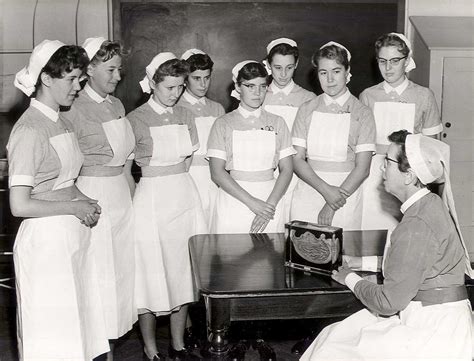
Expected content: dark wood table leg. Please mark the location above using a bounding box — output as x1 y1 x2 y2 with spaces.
204 296 231 356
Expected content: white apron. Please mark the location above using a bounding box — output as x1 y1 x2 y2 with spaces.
14 132 109 361
76 117 137 339
361 102 414 230
290 111 362 230
133 125 207 313
300 300 472 361
264 104 299 223
189 116 218 227
211 129 285 234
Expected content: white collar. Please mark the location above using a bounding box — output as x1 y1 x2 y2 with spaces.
148 97 173 114
30 99 59 122
183 90 206 105
84 83 111 104
400 188 430 214
238 105 261 119
383 77 409 96
269 79 295 95
323 89 351 107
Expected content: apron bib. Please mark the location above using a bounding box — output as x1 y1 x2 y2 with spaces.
149 124 193 166
264 105 299 130
49 132 83 190
194 116 216 156
102 117 135 166
373 102 415 145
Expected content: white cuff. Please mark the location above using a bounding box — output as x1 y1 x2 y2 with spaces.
355 143 376 153
192 142 200 152
279 146 297 160
361 256 379 272
292 137 306 148
422 123 443 136
345 272 363 292
9 174 34 188
206 148 227 160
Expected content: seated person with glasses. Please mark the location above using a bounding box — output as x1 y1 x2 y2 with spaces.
359 33 443 234
301 130 473 361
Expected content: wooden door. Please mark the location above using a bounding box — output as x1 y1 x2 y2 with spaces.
441 57 474 256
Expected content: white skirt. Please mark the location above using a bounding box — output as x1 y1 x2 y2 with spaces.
14 215 109 361
301 300 472 361
188 164 218 229
76 173 137 339
290 171 362 230
361 154 401 231
210 178 285 234
133 172 207 313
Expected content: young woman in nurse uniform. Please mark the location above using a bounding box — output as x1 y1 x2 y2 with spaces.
359 33 442 232
207 61 295 234
8 41 109 360
262 38 316 222
177 49 225 227
61 37 137 360
291 42 375 229
128 52 205 361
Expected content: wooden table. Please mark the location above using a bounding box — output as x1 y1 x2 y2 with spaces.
188 231 387 356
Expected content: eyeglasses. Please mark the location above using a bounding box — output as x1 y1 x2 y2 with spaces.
383 156 400 167
376 56 407 66
240 83 268 93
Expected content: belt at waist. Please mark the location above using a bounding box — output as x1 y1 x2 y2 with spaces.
79 165 123 177
307 159 354 173
31 185 77 201
141 163 187 177
191 154 208 166
230 169 274 182
376 144 389 155
413 285 468 306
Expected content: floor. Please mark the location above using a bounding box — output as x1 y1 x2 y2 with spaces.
0 279 340 361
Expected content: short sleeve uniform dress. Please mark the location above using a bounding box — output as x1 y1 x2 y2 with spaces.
263 80 316 221
359 78 442 230
291 90 376 230
177 90 225 226
128 97 207 314
7 99 109 360
207 106 296 233
61 83 137 339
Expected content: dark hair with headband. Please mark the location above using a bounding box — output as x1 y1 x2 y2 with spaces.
39 45 89 85
90 40 126 66
311 44 350 70
186 54 214 72
267 43 299 64
152 59 190 84
374 34 410 57
388 129 412 173
236 62 268 83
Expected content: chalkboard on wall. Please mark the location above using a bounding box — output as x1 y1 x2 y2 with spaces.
115 1 401 112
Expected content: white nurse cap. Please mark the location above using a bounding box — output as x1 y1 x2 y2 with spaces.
14 39 65 96
389 32 416 73
405 134 473 277
319 41 352 83
231 60 259 100
82 36 107 60
139 52 177 93
266 37 297 54
181 48 206 61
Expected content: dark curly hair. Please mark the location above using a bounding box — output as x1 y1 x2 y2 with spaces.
311 44 350 70
374 33 410 57
236 62 268 83
186 53 214 73
267 43 299 64
90 40 127 66
39 45 89 84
